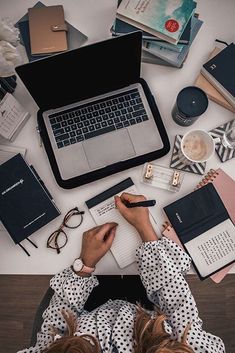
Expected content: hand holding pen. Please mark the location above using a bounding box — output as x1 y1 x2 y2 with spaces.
114 193 157 242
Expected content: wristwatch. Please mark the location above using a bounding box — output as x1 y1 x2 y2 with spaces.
72 258 95 274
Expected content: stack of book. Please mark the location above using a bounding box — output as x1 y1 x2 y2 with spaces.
195 43 235 112
111 0 203 68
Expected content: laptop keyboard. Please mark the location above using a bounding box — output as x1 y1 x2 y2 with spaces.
48 88 149 149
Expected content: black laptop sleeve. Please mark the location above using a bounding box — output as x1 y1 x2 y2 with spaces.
37 77 170 189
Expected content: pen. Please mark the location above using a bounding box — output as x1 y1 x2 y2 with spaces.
125 200 156 208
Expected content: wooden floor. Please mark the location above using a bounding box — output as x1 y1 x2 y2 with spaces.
0 274 234 353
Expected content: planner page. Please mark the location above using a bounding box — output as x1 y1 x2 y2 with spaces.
87 178 160 269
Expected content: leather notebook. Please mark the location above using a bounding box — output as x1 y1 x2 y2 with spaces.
28 5 68 55
162 168 235 282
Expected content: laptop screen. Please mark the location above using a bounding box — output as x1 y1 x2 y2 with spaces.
16 31 142 110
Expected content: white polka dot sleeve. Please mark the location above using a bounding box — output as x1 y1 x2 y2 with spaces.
17 267 98 353
136 237 225 353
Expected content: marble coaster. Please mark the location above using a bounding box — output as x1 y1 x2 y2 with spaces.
170 135 206 175
209 119 235 163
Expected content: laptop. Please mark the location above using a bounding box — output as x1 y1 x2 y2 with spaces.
16 32 167 181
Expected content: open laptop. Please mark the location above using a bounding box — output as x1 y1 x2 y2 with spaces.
16 32 165 181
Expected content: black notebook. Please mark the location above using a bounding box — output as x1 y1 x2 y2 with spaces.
201 43 235 108
163 183 235 279
0 154 60 254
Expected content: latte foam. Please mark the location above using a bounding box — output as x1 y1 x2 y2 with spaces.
182 133 208 161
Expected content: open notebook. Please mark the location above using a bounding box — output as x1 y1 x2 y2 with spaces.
162 168 235 283
86 177 160 269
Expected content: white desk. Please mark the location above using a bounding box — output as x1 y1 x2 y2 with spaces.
0 0 234 275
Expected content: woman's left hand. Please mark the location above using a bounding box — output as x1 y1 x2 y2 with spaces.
79 222 118 267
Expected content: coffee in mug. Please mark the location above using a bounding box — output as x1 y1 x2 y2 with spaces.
179 130 219 165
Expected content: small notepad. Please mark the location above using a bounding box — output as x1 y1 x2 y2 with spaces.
86 178 159 269
86 178 141 268
0 93 30 140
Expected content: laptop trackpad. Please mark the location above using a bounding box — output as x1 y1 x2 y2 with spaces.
83 129 136 170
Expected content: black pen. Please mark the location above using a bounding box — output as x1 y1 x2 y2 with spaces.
125 200 156 208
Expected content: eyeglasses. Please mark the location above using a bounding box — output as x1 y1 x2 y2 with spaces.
47 207 85 254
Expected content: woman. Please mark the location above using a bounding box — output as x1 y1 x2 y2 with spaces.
18 193 225 353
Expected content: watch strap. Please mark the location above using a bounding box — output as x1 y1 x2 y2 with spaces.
72 258 95 274
81 263 95 273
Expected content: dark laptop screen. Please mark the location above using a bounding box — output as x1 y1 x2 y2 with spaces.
16 31 142 110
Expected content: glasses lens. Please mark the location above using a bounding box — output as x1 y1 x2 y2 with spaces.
47 229 67 253
64 208 84 229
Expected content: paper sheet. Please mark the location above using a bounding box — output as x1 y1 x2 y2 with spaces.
88 181 160 269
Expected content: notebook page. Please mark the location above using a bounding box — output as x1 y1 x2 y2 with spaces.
89 184 142 268
0 93 30 140
184 219 235 278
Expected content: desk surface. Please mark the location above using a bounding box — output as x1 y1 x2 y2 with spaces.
0 0 235 275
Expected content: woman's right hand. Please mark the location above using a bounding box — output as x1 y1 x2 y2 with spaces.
114 193 158 242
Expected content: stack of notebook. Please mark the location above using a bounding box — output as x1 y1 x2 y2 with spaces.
111 0 203 68
15 1 87 62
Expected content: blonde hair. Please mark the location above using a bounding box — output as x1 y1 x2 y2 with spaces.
43 310 101 353
43 306 193 353
134 305 194 353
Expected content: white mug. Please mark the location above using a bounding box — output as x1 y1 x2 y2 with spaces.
179 129 220 165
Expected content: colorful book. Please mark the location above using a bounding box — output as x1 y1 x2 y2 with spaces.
142 15 203 68
162 168 235 282
116 0 196 45
111 16 191 45
201 43 235 108
195 47 235 113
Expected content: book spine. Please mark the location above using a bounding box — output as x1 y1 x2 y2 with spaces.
29 165 60 213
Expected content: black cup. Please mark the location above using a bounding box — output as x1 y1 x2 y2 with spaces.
172 86 208 126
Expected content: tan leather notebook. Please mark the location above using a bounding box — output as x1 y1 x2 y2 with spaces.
28 5 68 55
195 47 235 113
162 168 235 283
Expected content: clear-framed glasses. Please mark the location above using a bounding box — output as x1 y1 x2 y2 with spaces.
47 207 85 254
221 127 235 149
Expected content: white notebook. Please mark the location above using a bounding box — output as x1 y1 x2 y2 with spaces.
0 93 30 141
86 178 159 268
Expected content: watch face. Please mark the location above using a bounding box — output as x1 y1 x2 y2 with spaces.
73 258 83 272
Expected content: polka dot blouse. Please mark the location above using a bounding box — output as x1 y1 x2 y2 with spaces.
17 237 225 353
